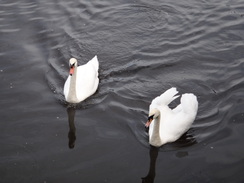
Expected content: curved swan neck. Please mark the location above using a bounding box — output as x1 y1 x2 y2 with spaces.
67 66 79 103
150 113 162 147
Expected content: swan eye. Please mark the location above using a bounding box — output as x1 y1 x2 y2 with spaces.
148 115 154 121
70 63 75 68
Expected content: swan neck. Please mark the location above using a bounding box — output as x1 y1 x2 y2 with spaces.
67 66 78 103
150 113 162 147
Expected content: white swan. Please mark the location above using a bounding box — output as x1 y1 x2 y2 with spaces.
64 55 99 103
145 87 198 147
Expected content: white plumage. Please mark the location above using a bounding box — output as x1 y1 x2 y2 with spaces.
146 87 198 147
64 55 99 103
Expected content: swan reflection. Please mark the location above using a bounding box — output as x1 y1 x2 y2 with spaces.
142 133 196 183
142 145 159 183
67 107 76 149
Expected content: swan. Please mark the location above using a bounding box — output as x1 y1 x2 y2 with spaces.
145 87 198 147
64 55 99 103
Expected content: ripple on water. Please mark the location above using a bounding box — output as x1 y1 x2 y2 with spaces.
43 0 244 152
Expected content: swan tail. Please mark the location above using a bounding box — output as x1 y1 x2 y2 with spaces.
89 55 99 71
155 87 179 106
181 93 198 116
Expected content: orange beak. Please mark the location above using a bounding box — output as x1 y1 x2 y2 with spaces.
69 66 74 76
145 118 153 128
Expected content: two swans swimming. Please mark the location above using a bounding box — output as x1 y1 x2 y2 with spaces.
63 56 198 147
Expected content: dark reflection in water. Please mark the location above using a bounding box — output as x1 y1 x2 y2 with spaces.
142 146 159 183
162 132 197 150
67 107 76 149
155 130 197 151
142 132 196 183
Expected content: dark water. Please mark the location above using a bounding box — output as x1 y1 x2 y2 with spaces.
0 0 244 182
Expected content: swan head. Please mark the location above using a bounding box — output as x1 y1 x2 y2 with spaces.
148 108 160 119
69 58 78 76
69 58 78 67
145 108 160 128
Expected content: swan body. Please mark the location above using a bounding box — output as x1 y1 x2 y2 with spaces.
64 55 99 103
146 87 198 147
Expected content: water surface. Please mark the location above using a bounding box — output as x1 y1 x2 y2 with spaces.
0 0 244 182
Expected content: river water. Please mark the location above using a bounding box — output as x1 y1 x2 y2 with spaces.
0 0 244 182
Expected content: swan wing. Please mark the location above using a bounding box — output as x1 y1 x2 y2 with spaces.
150 87 179 111
88 55 99 71
75 57 99 101
160 93 198 143
180 93 198 116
